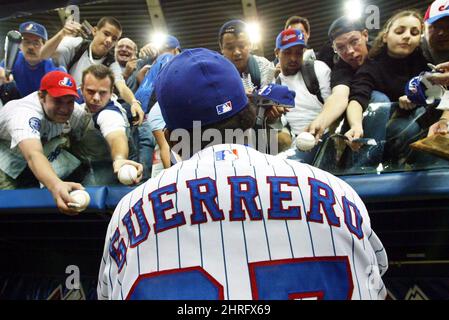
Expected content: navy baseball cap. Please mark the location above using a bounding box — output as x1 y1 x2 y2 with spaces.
19 21 48 41
164 35 181 50
328 16 365 42
155 48 248 130
252 84 296 107
275 29 306 50
218 20 247 45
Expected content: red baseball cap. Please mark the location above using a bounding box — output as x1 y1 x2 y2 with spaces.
39 71 79 98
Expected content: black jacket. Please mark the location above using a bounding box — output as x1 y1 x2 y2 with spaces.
349 47 429 110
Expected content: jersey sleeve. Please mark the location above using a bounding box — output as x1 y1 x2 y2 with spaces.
97 219 114 300
96 109 127 137
8 108 43 149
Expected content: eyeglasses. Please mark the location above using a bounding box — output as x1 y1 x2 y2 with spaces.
333 37 363 54
22 39 42 47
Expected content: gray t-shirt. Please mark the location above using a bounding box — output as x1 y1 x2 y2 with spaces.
56 37 124 87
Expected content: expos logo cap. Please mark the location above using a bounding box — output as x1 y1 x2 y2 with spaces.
155 48 248 130
39 71 79 98
252 84 296 108
19 21 48 41
424 0 449 24
276 29 306 51
405 75 428 106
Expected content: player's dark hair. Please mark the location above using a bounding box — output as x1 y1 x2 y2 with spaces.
167 102 257 157
284 16 310 34
97 16 122 32
81 64 115 91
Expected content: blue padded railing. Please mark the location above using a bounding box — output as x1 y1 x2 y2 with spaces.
0 169 449 212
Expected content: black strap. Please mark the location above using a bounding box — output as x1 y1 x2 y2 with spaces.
247 55 261 89
301 60 324 104
66 40 116 72
275 61 324 104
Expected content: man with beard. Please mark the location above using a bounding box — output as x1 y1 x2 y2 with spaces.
275 29 331 163
422 0 449 64
0 21 61 98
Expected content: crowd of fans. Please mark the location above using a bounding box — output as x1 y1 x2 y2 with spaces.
0 0 449 212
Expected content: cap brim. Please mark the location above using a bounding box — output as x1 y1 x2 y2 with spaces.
47 88 79 98
278 41 306 51
20 31 46 41
426 12 449 24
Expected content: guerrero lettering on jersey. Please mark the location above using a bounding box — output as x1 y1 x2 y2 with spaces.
98 144 387 300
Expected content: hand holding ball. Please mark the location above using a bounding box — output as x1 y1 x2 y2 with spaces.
295 132 316 151
118 164 138 185
68 190 90 212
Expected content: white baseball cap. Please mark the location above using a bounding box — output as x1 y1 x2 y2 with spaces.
424 0 449 24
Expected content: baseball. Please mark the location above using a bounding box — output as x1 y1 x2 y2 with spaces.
295 132 316 151
68 190 90 212
118 164 138 185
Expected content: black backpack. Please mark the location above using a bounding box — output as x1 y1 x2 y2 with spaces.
275 60 324 104
66 40 116 72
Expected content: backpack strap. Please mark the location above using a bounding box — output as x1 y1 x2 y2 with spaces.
66 40 91 73
66 40 116 72
247 55 261 89
301 60 324 104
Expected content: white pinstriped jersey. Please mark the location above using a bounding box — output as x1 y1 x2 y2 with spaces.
98 144 388 300
0 92 86 178
0 92 86 148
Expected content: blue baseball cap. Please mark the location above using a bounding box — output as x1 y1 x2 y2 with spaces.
19 21 48 41
252 84 296 107
405 75 428 105
155 48 248 130
164 35 181 50
276 29 306 51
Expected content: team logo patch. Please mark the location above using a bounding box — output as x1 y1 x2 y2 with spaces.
25 24 35 31
59 77 73 87
29 117 41 132
216 101 233 115
258 84 273 96
215 149 239 161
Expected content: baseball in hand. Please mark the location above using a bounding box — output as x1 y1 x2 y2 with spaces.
68 190 90 212
295 132 316 151
118 164 138 185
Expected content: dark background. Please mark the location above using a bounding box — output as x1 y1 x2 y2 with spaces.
0 0 433 61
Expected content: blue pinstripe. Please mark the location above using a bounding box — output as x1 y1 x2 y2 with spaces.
284 161 316 256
